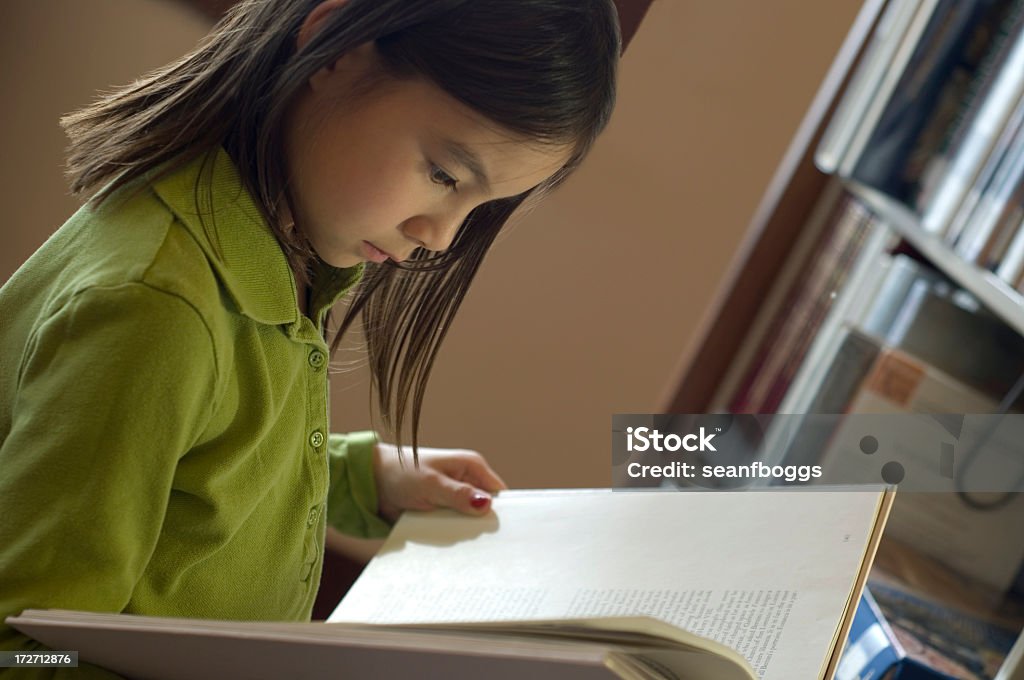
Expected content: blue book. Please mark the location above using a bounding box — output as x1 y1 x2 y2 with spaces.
837 588 959 680
837 589 906 680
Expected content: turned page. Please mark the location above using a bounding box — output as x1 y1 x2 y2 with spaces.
329 488 887 680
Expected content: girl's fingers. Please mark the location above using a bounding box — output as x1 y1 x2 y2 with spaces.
431 450 509 492
463 459 508 493
380 445 508 516
427 474 493 516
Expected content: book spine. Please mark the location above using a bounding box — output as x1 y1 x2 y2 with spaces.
954 104 1024 261
921 14 1024 234
779 329 882 469
738 199 866 413
718 180 851 412
978 184 1024 269
727 196 853 413
805 328 883 414
857 254 940 338
761 204 872 411
838 0 943 179
943 0 1024 243
916 0 1024 223
769 225 898 416
852 0 995 204
816 0 924 173
995 212 1024 282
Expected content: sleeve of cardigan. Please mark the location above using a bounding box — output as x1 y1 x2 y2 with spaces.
325 431 393 538
0 283 217 679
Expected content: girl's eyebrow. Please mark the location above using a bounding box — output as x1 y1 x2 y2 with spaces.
440 137 492 194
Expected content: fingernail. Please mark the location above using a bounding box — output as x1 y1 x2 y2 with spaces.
470 493 490 509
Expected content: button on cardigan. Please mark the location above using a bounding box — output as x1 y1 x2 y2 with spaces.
0 149 392 678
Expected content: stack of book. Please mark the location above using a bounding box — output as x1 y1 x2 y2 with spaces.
728 195 879 413
819 0 1024 292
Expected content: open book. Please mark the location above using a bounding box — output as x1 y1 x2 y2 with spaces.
9 487 892 679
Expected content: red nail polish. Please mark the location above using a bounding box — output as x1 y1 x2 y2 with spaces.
470 494 490 509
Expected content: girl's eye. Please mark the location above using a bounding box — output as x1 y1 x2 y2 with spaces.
429 164 459 192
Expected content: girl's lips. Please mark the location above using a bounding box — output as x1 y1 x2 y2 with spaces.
362 241 392 264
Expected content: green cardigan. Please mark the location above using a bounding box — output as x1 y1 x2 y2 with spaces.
0 149 392 678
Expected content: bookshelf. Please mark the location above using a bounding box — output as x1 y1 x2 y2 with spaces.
664 0 1024 412
660 0 890 413
662 0 1024 676
663 0 1024 425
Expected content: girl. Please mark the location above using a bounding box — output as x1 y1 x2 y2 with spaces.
0 0 619 676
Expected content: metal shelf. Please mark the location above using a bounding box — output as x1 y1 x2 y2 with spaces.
843 179 1024 339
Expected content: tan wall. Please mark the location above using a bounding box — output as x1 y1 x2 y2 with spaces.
1 0 863 488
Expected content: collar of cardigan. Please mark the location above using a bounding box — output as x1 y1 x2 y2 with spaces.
151 147 364 327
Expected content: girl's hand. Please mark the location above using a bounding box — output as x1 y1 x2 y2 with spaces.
373 443 508 522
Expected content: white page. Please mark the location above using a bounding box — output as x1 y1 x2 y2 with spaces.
330 488 884 680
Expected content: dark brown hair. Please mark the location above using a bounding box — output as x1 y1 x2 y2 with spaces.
62 0 620 457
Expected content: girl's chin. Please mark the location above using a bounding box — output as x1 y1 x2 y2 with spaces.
315 248 364 270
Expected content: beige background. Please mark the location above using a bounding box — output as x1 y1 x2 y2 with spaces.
1 0 862 488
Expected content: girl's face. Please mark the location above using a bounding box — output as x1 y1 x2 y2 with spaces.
284 43 571 268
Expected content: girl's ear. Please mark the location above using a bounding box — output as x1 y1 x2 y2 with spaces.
306 41 378 94
297 0 350 52
298 0 376 95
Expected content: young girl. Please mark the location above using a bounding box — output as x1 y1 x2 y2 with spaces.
0 0 619 675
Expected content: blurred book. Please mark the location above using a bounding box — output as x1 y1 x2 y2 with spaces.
917 1 1024 235
836 587 960 680
728 197 875 413
948 90 1024 259
820 0 1024 245
818 0 927 174
851 0 1011 208
837 588 909 680
869 579 1021 680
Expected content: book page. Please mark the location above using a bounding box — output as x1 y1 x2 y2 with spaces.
330 488 885 680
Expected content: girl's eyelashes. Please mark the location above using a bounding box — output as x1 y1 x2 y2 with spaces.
429 163 459 192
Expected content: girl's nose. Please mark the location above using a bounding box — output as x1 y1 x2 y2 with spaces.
402 212 465 254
